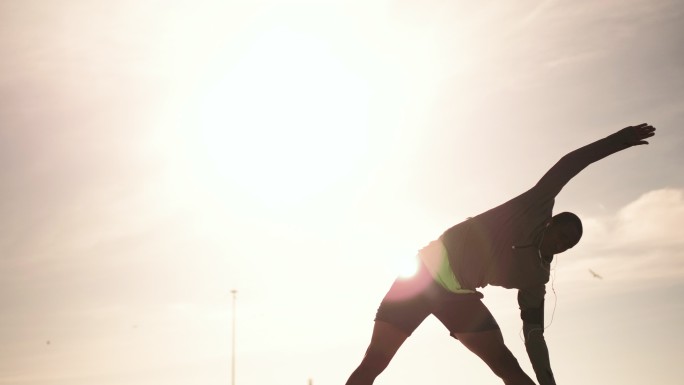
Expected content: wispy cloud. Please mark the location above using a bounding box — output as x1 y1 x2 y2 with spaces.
563 188 684 291
508 0 557 35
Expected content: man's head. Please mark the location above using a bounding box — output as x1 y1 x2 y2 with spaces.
540 212 583 255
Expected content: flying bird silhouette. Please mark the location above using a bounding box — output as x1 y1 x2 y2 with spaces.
588 269 603 279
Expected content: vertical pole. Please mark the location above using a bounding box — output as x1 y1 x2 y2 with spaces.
231 289 237 385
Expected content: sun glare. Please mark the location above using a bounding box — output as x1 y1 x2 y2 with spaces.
396 251 420 279
186 26 371 207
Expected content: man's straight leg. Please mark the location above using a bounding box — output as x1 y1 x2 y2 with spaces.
431 290 535 385
454 329 536 385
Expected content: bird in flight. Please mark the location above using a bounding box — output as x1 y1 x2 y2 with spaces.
588 269 603 279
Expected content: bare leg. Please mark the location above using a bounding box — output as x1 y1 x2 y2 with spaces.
345 321 409 385
454 329 536 385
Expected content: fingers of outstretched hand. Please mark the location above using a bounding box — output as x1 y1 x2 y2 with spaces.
632 123 656 135
625 123 656 144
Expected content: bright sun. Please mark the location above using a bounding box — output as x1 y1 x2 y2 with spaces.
186 26 372 207
397 253 420 279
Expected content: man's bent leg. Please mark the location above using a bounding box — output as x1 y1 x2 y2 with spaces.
454 329 536 385
345 320 410 385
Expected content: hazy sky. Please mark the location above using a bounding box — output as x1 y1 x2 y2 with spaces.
1 1 683 384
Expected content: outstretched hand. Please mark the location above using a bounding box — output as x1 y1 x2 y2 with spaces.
618 123 656 146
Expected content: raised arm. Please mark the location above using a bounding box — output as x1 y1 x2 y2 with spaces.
533 123 656 200
518 286 556 385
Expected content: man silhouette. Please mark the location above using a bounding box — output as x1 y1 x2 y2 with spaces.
346 124 656 385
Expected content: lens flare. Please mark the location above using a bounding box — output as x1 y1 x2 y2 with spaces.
396 253 420 279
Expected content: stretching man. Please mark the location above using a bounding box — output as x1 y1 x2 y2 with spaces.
345 124 656 385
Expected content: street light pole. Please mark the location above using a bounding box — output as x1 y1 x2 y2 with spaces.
231 289 237 385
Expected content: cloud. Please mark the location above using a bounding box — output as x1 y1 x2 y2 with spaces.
584 188 684 250
613 189 684 247
509 0 557 34
565 188 684 289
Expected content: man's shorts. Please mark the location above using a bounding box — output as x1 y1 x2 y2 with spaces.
375 261 499 337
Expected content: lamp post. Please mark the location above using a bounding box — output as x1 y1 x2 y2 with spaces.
231 289 237 385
